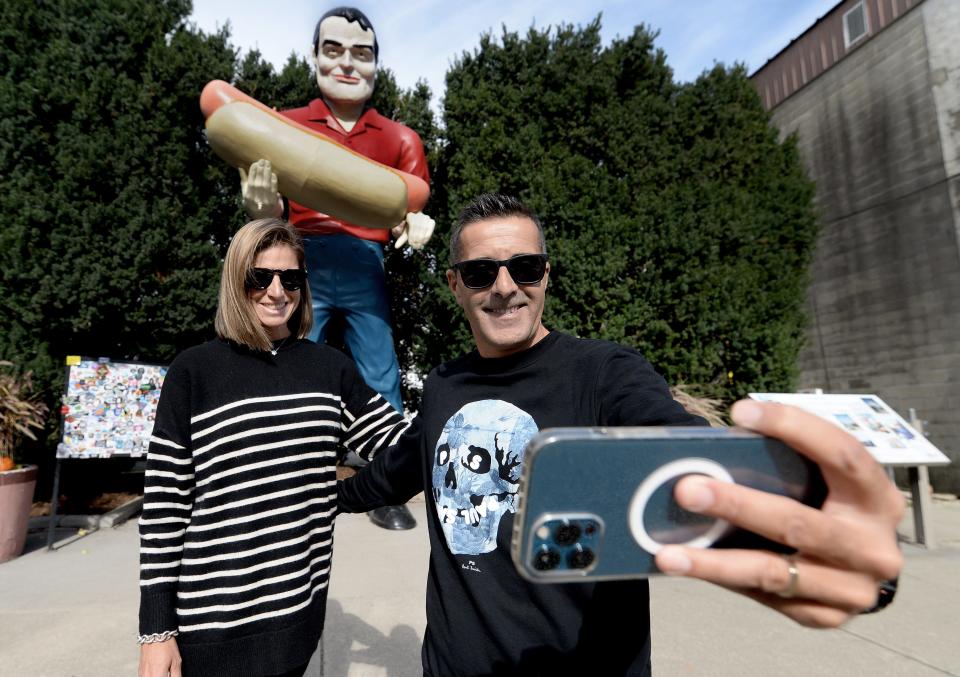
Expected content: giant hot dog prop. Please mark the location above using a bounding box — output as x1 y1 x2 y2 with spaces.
200 80 429 230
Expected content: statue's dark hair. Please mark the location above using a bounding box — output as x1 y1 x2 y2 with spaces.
312 7 379 60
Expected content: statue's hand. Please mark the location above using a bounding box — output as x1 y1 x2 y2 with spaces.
393 211 435 250
239 159 283 219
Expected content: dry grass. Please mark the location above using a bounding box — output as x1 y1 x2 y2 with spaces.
0 361 48 463
670 384 727 427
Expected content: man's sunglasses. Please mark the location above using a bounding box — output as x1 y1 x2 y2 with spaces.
452 254 548 289
246 268 307 292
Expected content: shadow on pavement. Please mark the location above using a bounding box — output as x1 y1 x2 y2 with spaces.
322 599 422 676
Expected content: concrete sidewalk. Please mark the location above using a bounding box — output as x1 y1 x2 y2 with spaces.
1 496 958 676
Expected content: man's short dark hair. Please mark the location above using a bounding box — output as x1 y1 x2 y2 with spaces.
449 193 547 265
312 6 379 60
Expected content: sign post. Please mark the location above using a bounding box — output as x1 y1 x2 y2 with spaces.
907 408 936 548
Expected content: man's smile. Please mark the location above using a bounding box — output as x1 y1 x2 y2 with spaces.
484 304 525 317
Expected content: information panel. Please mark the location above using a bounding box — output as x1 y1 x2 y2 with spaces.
57 357 168 459
749 392 950 466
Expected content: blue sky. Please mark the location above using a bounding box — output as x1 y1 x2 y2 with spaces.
189 0 840 108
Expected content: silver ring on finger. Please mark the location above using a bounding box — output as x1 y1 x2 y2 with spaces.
777 554 800 599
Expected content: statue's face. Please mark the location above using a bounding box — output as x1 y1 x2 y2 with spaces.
314 16 376 108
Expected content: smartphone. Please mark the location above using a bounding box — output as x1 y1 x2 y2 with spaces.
511 427 827 583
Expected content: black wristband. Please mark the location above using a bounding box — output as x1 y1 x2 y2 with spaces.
860 577 898 614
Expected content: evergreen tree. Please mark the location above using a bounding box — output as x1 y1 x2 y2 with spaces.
426 19 817 403
235 51 314 110
380 78 440 406
0 0 239 454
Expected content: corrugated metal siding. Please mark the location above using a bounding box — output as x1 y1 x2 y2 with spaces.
752 0 923 110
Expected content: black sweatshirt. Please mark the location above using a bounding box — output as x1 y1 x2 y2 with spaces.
339 331 703 676
138 338 407 677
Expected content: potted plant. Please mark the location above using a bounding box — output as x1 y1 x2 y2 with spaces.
0 360 49 562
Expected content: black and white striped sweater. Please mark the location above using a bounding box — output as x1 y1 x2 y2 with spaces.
138 338 407 676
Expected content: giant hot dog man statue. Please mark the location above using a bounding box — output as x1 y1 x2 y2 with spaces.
241 6 433 531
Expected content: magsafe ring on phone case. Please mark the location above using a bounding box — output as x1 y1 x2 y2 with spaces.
628 458 734 554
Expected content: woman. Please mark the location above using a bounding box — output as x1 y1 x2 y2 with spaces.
138 219 408 677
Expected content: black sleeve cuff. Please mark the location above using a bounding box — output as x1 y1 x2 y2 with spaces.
139 589 179 635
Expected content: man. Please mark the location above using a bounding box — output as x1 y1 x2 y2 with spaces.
339 193 905 675
242 6 433 530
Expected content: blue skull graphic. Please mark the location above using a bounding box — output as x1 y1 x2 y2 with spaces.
432 400 538 555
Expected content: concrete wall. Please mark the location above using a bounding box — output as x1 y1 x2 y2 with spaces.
766 0 960 491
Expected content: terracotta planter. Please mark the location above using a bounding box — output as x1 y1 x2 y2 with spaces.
0 464 37 563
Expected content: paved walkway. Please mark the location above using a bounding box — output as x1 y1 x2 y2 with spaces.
1 496 958 676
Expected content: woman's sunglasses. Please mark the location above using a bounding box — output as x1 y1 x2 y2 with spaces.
452 254 548 289
246 268 307 292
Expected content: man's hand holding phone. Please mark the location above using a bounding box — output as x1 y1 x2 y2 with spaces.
655 400 904 628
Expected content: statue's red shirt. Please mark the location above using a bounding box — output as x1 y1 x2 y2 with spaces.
280 98 430 242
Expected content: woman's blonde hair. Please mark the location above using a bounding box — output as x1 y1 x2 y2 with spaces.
214 218 313 352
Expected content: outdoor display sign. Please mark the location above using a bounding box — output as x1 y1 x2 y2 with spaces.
749 392 950 467
57 356 167 459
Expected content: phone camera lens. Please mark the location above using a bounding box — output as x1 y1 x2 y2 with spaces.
554 523 581 546
568 547 595 570
533 547 561 571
